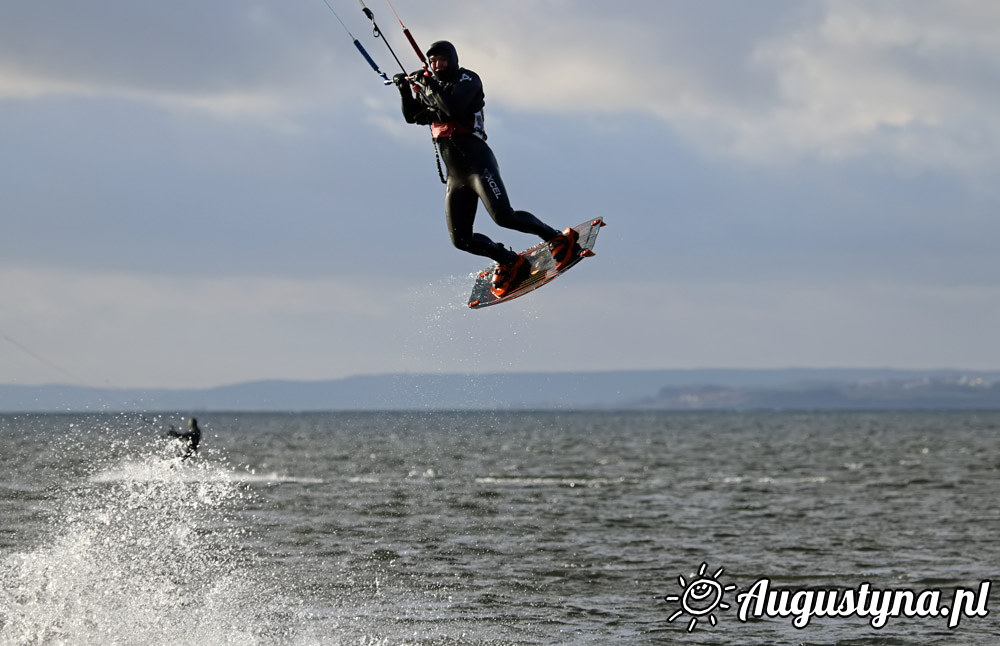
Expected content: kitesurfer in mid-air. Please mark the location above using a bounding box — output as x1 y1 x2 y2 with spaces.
393 41 580 297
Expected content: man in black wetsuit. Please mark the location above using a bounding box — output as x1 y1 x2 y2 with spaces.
393 41 579 297
167 417 202 461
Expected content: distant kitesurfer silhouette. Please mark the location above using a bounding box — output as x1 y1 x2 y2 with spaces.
167 417 202 460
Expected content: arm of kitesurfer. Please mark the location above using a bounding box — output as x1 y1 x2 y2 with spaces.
394 72 436 125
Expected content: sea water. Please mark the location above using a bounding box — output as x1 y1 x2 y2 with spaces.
1 411 998 644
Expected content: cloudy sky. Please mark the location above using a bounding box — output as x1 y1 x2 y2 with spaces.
2 1 998 389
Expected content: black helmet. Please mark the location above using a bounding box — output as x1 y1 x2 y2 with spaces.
426 40 459 80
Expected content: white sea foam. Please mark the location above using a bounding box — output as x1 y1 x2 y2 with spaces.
87 458 323 486
0 454 287 645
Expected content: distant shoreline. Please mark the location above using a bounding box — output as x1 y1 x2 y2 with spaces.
4 368 1000 413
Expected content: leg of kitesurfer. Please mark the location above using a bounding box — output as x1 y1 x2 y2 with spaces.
445 177 513 264
464 138 581 271
445 173 530 296
462 138 559 241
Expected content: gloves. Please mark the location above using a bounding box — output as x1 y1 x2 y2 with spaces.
393 73 410 90
420 69 440 92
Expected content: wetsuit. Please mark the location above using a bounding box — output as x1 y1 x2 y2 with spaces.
395 41 560 265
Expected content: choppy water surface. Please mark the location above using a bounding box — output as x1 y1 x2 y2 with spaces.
1 411 998 644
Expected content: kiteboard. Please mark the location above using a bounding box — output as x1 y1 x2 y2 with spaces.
467 217 605 309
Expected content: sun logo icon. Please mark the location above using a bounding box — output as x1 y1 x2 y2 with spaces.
664 562 737 632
